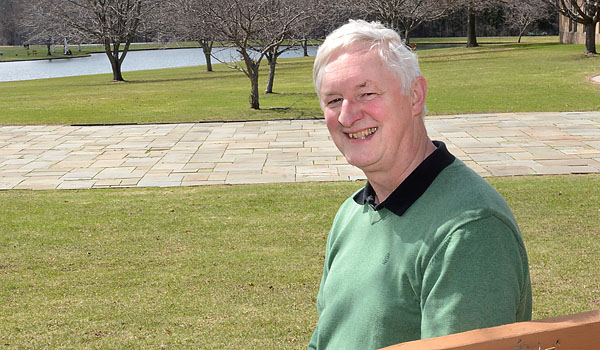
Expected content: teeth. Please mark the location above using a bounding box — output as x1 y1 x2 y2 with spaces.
348 127 377 140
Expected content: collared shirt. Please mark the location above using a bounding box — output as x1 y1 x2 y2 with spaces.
353 141 456 216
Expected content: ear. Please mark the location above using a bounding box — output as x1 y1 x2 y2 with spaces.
410 76 427 118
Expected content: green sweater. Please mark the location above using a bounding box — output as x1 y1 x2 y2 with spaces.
308 153 532 349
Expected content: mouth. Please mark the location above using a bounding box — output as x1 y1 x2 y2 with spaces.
347 127 378 140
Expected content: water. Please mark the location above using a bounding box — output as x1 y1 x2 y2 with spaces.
0 45 319 82
0 43 460 82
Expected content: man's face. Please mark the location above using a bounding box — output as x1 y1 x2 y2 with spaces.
319 47 421 175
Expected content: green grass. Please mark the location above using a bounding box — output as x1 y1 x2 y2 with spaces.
0 44 92 61
1 38 599 125
420 42 600 114
0 57 320 124
412 35 559 44
1 175 599 348
488 175 600 319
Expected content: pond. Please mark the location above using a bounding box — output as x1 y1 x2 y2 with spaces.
0 43 461 82
0 46 319 82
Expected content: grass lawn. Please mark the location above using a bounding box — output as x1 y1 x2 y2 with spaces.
0 44 93 61
1 174 599 348
420 42 600 114
0 57 320 125
1 38 599 125
412 35 559 44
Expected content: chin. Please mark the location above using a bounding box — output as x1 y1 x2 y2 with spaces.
345 156 374 170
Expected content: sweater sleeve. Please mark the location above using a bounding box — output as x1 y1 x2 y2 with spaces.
308 263 327 350
308 227 335 350
420 214 532 339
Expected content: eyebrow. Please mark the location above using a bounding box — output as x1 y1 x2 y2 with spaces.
324 80 372 93
320 80 375 99
357 80 371 88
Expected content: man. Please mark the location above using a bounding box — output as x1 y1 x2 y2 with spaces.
308 20 532 349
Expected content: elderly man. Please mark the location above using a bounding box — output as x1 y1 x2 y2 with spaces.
308 20 532 349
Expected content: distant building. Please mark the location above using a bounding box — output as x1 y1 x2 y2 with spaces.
559 13 600 44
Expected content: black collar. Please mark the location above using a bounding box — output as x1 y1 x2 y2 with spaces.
353 141 456 216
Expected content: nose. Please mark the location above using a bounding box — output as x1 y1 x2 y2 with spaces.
338 99 362 128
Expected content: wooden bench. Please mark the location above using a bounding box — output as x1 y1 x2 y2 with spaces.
381 309 600 350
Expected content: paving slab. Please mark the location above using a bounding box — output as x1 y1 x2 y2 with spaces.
0 111 599 190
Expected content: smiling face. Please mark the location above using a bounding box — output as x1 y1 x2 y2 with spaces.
319 46 428 177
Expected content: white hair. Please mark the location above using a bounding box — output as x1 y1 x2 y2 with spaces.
313 20 422 99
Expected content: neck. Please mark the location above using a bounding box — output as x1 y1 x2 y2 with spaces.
368 138 436 204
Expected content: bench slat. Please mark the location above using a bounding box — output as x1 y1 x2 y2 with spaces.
381 309 600 350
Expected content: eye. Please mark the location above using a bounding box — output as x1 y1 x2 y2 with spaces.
361 92 377 100
326 97 342 106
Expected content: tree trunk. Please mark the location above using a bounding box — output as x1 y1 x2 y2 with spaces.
250 73 260 109
518 18 535 44
302 38 308 57
111 59 124 81
240 49 261 109
584 22 598 54
518 26 526 43
265 58 276 94
466 8 479 48
204 51 213 71
104 40 125 81
404 28 411 45
200 39 213 72
246 58 261 109
265 49 277 94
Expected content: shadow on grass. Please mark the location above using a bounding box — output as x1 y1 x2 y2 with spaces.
80 69 241 87
420 42 563 64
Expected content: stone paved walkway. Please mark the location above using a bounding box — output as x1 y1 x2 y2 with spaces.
1 111 599 190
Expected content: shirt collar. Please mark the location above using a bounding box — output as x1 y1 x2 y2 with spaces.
353 141 456 216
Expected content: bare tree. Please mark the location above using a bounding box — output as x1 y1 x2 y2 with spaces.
397 0 458 43
263 0 324 93
354 0 456 43
350 0 504 47
294 0 355 55
353 0 406 33
203 0 306 109
0 0 19 45
19 0 78 56
505 0 554 43
45 0 161 81
465 5 480 47
462 2 492 47
264 43 294 93
543 0 600 54
169 0 217 72
456 1 507 47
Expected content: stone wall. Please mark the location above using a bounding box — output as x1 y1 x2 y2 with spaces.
559 14 600 44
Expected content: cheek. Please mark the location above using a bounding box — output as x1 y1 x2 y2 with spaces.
324 110 340 129
362 101 387 121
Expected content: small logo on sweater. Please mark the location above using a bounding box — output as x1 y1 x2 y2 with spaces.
382 252 390 265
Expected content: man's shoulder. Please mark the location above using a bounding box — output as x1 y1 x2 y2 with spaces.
338 187 365 210
331 188 367 223
433 159 508 207
415 158 519 230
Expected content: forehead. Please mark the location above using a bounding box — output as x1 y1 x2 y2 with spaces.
324 46 380 74
320 48 393 93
